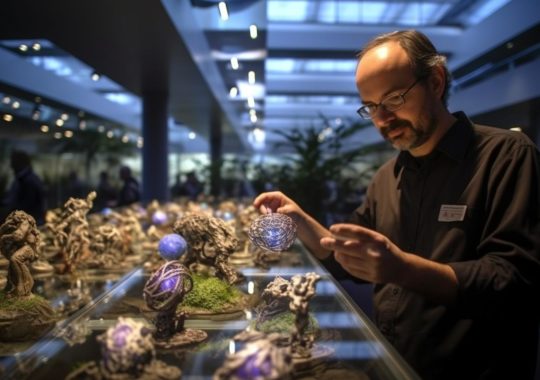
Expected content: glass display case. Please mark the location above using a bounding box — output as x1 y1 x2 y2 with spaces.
0 241 420 379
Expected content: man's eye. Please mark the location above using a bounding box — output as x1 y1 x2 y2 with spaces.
383 95 402 106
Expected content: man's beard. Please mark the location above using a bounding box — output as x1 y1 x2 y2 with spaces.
380 114 437 152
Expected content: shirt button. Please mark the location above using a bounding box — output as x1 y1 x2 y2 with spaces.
392 288 399 295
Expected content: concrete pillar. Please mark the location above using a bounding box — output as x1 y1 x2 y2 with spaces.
209 106 222 198
142 91 169 203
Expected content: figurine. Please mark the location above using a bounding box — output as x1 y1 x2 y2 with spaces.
0 210 56 341
87 224 125 268
173 214 243 285
52 191 96 273
66 317 181 379
0 210 40 297
143 260 207 348
262 273 321 358
213 330 293 380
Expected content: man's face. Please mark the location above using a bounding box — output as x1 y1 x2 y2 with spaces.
355 42 439 156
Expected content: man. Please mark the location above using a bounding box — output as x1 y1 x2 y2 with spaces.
116 166 140 207
1 150 46 225
254 30 540 379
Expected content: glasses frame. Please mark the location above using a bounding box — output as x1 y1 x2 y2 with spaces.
357 77 423 119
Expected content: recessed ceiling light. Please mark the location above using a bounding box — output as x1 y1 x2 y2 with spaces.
3 114 13 122
218 2 229 20
18 44 28 52
249 24 258 39
91 72 101 81
230 57 239 70
248 71 255 84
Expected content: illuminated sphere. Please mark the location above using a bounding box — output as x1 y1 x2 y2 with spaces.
99 317 154 375
248 213 297 252
235 353 272 379
143 261 192 311
158 233 187 261
152 210 168 225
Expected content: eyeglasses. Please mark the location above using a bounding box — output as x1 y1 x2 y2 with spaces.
357 77 423 119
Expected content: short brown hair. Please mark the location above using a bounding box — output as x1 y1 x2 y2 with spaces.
358 30 451 105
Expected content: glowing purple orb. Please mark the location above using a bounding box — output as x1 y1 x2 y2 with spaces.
112 324 132 348
159 275 179 292
158 234 187 261
235 353 272 379
152 210 168 225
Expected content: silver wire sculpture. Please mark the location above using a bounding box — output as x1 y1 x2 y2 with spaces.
248 213 297 252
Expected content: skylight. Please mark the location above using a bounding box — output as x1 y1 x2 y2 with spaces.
266 58 357 74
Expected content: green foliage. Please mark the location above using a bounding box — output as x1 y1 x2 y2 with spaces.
0 291 49 312
182 274 244 312
264 118 390 222
254 311 319 335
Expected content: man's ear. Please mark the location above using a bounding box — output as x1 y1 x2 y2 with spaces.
429 65 446 99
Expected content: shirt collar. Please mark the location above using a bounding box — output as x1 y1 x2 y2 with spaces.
394 111 474 176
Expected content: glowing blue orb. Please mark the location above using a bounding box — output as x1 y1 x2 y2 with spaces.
248 213 297 252
152 210 168 225
158 234 187 261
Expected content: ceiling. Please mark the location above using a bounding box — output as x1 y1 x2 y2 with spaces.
1 0 539 155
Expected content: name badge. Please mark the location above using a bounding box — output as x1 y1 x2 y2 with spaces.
438 204 467 222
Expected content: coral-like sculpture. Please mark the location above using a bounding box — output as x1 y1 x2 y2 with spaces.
0 210 40 297
214 330 293 380
52 191 96 273
87 224 124 268
173 214 242 285
262 273 321 358
66 317 181 379
143 260 207 348
248 213 297 253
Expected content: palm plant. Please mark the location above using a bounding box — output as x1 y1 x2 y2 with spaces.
266 118 390 223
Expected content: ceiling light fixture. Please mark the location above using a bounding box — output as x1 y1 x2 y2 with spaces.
247 96 255 108
32 43 41 51
249 24 258 39
248 71 255 84
12 101 20 109
32 104 41 120
3 114 13 122
218 1 229 20
229 87 238 97
18 44 28 52
40 125 49 133
91 71 101 81
230 57 239 70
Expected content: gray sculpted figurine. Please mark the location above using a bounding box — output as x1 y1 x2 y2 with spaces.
0 210 40 297
263 272 321 358
173 214 243 284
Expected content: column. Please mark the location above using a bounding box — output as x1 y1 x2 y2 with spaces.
210 105 222 198
142 91 169 203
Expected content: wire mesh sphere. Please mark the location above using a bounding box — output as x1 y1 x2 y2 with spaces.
158 233 187 261
248 213 297 252
143 261 192 311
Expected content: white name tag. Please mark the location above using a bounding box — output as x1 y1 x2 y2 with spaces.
438 204 467 222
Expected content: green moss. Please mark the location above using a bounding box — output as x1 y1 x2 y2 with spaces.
0 291 49 312
254 311 319 335
181 274 244 312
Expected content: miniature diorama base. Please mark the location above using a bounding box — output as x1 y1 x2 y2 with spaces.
66 359 182 380
0 291 57 341
153 327 208 349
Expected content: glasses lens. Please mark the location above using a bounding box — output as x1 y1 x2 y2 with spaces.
357 106 371 119
382 95 404 111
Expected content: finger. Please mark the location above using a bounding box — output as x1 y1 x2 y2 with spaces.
320 236 364 253
330 224 385 244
